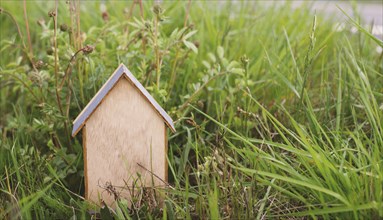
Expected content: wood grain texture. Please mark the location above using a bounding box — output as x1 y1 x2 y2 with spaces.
85 77 166 206
72 64 125 136
83 126 88 200
121 65 176 133
165 127 168 182
72 63 175 136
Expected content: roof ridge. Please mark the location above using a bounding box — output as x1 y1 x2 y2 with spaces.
72 63 175 136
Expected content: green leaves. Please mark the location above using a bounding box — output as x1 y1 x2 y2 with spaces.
183 30 198 41
201 46 244 75
1 1 382 219
183 40 198 54
338 6 383 47
100 205 114 220
208 183 220 220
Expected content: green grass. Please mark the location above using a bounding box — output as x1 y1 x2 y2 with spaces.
0 1 382 219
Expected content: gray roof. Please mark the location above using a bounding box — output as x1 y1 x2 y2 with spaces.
72 63 176 136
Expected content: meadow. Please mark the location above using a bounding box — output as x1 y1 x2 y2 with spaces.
0 1 382 219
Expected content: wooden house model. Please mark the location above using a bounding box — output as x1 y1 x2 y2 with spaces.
72 63 175 206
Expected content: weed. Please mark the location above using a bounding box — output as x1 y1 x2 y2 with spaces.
0 1 382 219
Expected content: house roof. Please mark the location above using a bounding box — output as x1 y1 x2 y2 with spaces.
72 63 176 136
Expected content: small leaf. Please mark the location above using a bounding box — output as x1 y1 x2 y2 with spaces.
221 58 229 67
170 27 179 38
100 206 114 220
43 176 52 183
114 205 125 220
208 53 216 63
183 40 198 54
202 61 211 69
117 199 131 219
227 61 240 69
165 200 175 220
217 46 224 59
202 75 209 83
229 68 244 75
183 30 198 40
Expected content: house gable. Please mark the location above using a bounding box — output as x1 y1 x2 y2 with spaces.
72 64 175 136
84 77 166 205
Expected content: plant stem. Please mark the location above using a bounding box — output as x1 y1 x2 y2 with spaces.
138 0 144 18
184 0 192 27
139 0 146 54
168 48 180 93
127 1 136 21
53 10 62 115
53 0 71 146
0 72 40 102
1 9 26 50
1 8 37 72
58 48 84 90
23 0 33 57
76 0 81 50
179 72 227 111
154 15 161 89
300 15 316 103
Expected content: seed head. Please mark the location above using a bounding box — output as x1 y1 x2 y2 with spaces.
82 45 94 55
35 60 44 69
48 10 56 18
60 24 68 32
102 12 109 22
152 5 163 16
193 41 200 48
46 48 54 55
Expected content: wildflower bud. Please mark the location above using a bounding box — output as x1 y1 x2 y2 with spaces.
82 45 94 55
46 48 54 55
240 55 249 66
152 5 163 15
193 41 200 48
60 24 68 32
37 19 45 27
102 12 109 22
35 60 44 69
48 10 56 17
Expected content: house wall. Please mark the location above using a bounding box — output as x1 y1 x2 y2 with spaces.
84 77 166 206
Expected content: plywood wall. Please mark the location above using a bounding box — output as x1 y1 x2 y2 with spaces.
84 77 166 207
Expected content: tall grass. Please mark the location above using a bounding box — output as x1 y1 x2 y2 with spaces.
0 1 382 219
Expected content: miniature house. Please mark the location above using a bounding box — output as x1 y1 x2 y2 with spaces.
72 63 175 206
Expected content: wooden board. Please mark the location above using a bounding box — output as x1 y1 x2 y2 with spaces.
83 126 88 199
72 64 175 136
85 77 166 207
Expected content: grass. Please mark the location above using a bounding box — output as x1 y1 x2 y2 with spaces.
0 1 382 219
